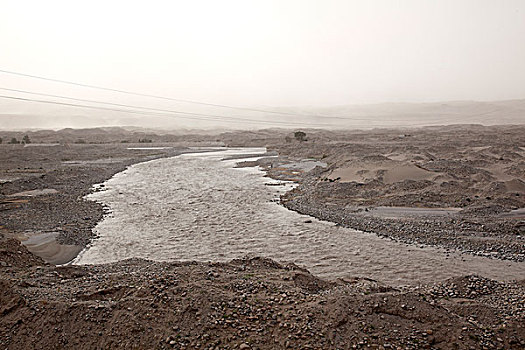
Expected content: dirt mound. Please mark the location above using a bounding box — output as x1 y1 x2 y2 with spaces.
0 280 24 316
428 275 502 299
0 237 44 268
1 259 524 349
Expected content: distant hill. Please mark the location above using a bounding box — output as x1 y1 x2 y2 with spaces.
275 99 525 129
0 99 523 130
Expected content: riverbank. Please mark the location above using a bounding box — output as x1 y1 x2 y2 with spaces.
1 250 524 349
0 143 193 264
259 125 525 262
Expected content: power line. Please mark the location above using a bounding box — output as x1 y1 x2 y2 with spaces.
0 87 280 124
0 87 363 123
2 88 507 129
0 94 334 127
3 92 499 129
0 68 346 119
0 91 333 126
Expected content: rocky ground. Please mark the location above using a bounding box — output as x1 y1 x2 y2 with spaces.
0 126 524 349
259 125 525 262
1 242 524 349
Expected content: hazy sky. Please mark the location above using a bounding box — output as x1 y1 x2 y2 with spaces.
1 0 524 107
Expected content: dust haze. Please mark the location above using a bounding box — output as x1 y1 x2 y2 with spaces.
1 0 524 130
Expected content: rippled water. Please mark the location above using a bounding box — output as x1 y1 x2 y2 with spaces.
75 148 525 286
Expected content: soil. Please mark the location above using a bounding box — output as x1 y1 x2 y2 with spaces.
1 245 524 349
0 126 524 349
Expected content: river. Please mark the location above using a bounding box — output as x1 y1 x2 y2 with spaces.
75 148 525 286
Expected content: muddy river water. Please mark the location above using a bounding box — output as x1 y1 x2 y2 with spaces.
75 148 525 286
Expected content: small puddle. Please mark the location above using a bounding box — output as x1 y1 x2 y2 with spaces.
9 189 58 197
500 208 525 219
20 232 82 265
359 206 462 218
127 147 173 150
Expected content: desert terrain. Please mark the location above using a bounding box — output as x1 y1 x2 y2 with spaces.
268 125 525 262
0 125 524 349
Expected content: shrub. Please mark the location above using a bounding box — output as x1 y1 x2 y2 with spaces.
294 131 306 142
